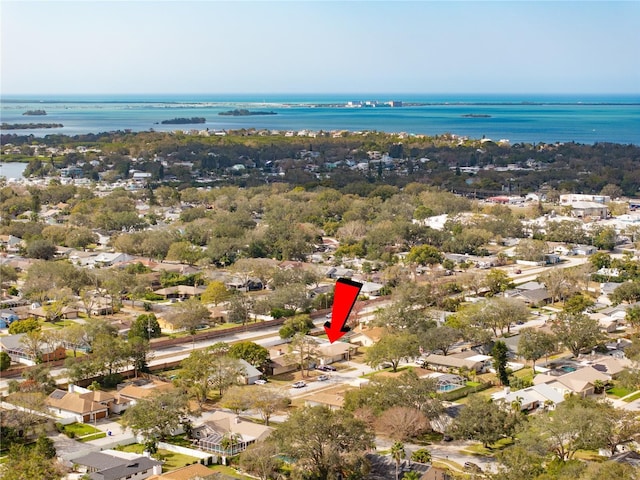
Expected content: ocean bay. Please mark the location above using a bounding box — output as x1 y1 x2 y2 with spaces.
1 94 639 145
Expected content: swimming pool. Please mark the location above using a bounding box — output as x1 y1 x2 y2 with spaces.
560 365 577 373
438 384 461 392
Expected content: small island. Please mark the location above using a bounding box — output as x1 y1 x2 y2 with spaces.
22 109 47 116
218 109 277 116
1 122 63 130
160 117 206 125
462 114 492 118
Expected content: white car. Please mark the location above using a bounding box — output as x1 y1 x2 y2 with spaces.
254 379 267 385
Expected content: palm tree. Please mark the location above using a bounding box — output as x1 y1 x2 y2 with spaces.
390 441 406 480
402 472 421 480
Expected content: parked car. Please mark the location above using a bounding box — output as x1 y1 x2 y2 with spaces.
319 364 336 371
254 379 267 385
292 381 307 388
317 374 329 381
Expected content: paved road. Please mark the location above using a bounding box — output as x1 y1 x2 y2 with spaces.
376 436 497 474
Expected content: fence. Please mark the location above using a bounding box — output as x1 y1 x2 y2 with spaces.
437 381 494 402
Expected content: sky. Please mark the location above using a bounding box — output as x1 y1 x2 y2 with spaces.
1 1 639 95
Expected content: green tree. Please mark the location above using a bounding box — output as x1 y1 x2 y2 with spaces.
209 355 245 396
166 297 211 344
610 281 640 305
551 311 603 357
246 387 290 426
34 434 57 459
271 406 374 480
228 341 270 371
279 314 314 339
410 448 431 464
180 349 214 406
2 443 63 480
24 238 56 260
289 333 320 378
220 385 252 414
402 472 422 480
60 323 88 357
366 332 419 372
8 317 40 334
625 305 640 332
165 240 204 265
491 340 510 386
344 370 441 418
128 313 161 340
515 239 549 262
485 269 514 295
121 390 191 444
201 280 231 305
239 441 282 480
517 328 556 372
592 225 617 251
127 336 151 377
0 351 11 371
520 397 607 462
406 244 443 266
226 293 253 325
390 441 406 480
449 395 513 447
420 326 460 356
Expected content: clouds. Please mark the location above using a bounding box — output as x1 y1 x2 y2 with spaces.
2 1 638 94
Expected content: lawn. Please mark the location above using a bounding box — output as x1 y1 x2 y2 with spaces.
606 386 634 398
209 465 254 479
79 432 107 443
118 444 199 471
60 423 102 438
623 391 640 402
463 438 514 456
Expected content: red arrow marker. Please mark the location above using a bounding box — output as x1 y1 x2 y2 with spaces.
324 278 362 343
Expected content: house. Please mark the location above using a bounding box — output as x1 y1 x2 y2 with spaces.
515 288 553 306
147 463 216 480
266 347 300 376
492 383 566 411
238 359 263 385
0 309 19 328
572 244 598 256
152 285 206 300
116 379 176 406
349 325 386 347
0 333 66 365
533 365 611 397
317 340 357 365
326 267 354 279
193 411 273 463
71 451 162 480
359 281 384 297
421 352 492 374
305 391 348 411
46 385 115 423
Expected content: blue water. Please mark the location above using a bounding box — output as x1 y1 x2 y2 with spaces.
0 162 28 180
1 93 639 145
438 384 461 392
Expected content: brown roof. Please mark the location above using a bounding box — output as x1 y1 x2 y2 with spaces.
351 325 386 343
117 380 175 401
147 463 214 480
202 411 272 442
46 389 109 415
